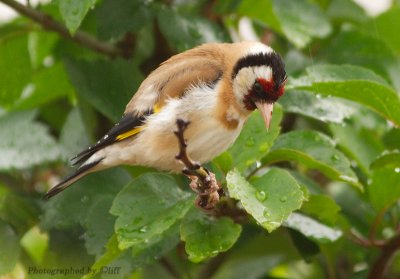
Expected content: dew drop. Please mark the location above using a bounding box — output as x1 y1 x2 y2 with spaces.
139 226 148 233
280 196 287 202
263 209 270 218
245 137 255 147
331 154 340 161
261 221 280 232
256 190 267 202
211 250 219 256
81 195 89 203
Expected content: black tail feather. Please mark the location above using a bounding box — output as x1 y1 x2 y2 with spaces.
44 158 103 199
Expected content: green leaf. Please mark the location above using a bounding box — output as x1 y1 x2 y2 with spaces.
13 63 74 110
383 128 400 149
301 195 341 226
239 0 331 48
368 167 400 212
367 7 400 55
279 90 354 123
319 30 398 84
82 234 124 279
290 64 400 126
157 7 226 52
227 105 282 171
262 130 361 188
238 0 281 32
284 213 342 243
83 196 115 256
57 0 98 33
211 232 298 279
0 220 20 275
370 151 400 170
326 0 369 23
87 225 180 278
96 0 154 40
329 182 374 233
330 120 385 176
131 223 180 267
289 170 324 195
65 58 143 121
272 0 332 48
180 210 241 263
27 31 59 70
59 108 90 161
0 111 61 171
288 228 320 261
110 173 193 250
0 35 31 109
41 168 131 229
20 226 48 265
226 169 304 233
0 190 39 235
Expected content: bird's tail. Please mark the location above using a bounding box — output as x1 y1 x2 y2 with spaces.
44 158 103 199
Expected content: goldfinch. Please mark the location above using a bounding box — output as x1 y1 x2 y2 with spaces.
45 41 286 198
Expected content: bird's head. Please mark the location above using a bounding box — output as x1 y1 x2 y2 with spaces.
232 45 287 129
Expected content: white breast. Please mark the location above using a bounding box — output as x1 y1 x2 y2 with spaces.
101 84 245 172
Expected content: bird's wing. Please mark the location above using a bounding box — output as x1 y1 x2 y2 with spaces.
72 44 226 165
71 111 151 165
125 43 226 114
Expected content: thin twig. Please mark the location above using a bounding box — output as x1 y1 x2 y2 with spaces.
197 253 228 279
174 119 200 172
159 257 181 279
174 119 220 212
0 0 129 58
367 233 400 279
369 207 388 245
347 229 385 248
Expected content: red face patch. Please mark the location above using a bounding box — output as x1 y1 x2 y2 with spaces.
256 78 285 98
243 77 286 111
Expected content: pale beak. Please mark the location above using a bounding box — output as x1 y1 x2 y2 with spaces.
255 102 274 130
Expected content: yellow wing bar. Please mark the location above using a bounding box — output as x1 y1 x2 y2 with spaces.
115 103 162 141
116 127 143 141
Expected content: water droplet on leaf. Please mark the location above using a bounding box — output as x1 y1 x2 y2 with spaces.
261 221 280 232
245 137 255 147
256 190 267 202
332 154 340 161
139 226 148 233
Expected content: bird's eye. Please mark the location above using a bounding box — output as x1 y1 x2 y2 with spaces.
253 81 263 94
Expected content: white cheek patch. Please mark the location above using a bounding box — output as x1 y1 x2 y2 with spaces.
232 65 273 107
253 66 273 81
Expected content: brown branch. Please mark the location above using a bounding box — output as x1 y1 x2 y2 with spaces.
0 0 131 59
174 119 221 212
367 233 400 279
159 257 181 279
347 229 385 248
369 207 388 245
197 252 228 279
174 119 200 171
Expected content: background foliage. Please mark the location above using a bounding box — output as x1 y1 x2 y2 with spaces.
1 0 400 278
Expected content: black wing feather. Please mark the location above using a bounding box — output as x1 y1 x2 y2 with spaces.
71 111 151 166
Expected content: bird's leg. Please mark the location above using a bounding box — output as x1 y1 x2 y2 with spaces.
174 119 221 212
